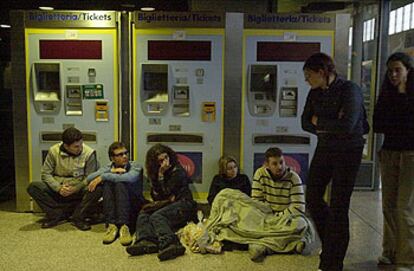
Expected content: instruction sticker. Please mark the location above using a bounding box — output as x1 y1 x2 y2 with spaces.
82 84 104 99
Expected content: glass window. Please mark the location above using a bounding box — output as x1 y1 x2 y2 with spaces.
411 3 414 29
363 21 367 42
403 4 411 31
371 18 376 40
389 10 396 34
396 7 404 33
363 19 375 42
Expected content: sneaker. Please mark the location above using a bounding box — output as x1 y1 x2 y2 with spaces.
295 241 305 254
378 255 393 265
126 240 159 256
72 220 91 231
249 244 267 263
119 225 133 246
103 224 118 245
157 243 186 261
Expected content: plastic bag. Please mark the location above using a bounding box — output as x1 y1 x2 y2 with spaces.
178 210 222 254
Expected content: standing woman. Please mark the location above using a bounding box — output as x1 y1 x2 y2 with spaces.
301 52 368 271
373 52 414 271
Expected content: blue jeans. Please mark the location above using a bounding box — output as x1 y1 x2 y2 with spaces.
103 181 142 226
135 200 196 249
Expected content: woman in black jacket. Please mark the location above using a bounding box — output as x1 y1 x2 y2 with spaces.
373 52 414 271
126 144 196 261
301 52 368 271
207 155 251 205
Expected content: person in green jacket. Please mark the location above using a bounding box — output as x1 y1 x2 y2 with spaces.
27 127 99 230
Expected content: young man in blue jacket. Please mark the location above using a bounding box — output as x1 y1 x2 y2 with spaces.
87 142 145 246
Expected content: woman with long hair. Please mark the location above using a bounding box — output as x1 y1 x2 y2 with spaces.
373 52 414 271
126 144 196 261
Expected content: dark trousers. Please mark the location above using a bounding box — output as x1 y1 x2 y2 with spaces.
306 145 363 271
27 181 102 221
103 181 141 226
135 200 196 249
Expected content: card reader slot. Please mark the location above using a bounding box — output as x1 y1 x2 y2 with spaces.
40 131 97 143
253 135 310 144
147 133 203 144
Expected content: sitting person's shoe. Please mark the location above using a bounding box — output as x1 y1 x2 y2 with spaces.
396 267 414 271
119 225 133 246
222 240 248 251
85 213 105 225
378 255 394 265
72 220 91 231
103 224 119 245
295 241 305 254
157 243 186 261
126 240 159 256
249 244 267 263
41 215 66 228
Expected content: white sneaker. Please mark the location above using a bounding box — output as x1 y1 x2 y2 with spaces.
119 224 133 246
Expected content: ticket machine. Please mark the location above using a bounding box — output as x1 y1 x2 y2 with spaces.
12 10 120 211
242 13 336 182
134 12 225 200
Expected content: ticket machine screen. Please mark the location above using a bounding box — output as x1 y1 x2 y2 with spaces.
247 64 277 116
250 72 276 93
38 71 60 92
143 72 168 91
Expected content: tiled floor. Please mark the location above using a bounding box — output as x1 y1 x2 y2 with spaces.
0 191 392 271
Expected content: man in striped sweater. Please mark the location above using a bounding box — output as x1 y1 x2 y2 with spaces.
250 147 309 262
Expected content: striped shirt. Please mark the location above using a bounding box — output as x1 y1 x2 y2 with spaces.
252 167 305 215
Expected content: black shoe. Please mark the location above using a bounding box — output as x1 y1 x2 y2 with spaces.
126 240 159 256
41 217 64 228
72 220 91 231
157 243 186 261
85 213 105 225
222 241 248 251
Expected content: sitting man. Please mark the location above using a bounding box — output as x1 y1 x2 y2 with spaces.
191 147 312 261
86 142 144 246
250 147 310 261
27 127 100 230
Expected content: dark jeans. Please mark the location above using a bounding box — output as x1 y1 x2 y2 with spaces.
103 181 142 226
27 181 102 221
135 200 196 249
306 145 363 271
